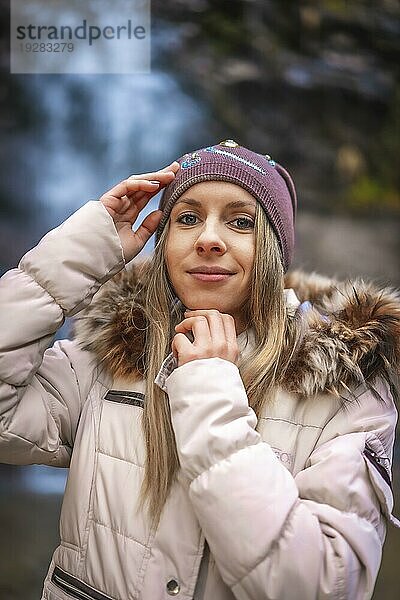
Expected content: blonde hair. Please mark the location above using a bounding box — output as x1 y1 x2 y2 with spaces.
138 204 303 524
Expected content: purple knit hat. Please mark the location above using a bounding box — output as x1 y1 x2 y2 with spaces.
156 140 297 272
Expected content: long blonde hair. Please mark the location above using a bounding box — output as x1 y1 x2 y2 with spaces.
138 203 303 524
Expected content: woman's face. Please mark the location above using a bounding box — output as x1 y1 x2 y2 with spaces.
165 180 256 332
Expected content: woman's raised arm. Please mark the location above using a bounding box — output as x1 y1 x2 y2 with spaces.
0 163 178 466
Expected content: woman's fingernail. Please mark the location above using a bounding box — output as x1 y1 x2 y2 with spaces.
150 180 160 185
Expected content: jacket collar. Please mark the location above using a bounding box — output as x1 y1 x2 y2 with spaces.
72 266 400 403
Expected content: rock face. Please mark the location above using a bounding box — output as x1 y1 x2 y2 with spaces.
293 211 399 286
152 0 400 219
1 1 399 280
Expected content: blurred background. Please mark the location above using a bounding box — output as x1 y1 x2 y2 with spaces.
0 0 399 598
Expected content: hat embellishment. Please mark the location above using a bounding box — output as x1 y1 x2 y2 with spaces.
181 152 202 169
264 153 276 167
219 139 240 147
180 145 276 171
204 145 268 175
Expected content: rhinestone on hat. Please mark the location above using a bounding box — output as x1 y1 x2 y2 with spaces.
264 153 276 167
181 152 201 169
219 139 240 147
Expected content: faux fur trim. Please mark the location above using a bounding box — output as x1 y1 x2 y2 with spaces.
72 266 400 402
283 271 400 402
73 266 148 382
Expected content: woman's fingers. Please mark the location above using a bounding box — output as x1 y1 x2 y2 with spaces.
171 333 192 361
173 310 239 365
98 161 180 263
176 312 224 346
186 309 238 362
133 209 163 244
125 170 176 192
124 162 179 201
124 164 179 202
122 186 159 217
101 172 177 220
124 161 180 199
101 178 161 205
116 210 163 261
101 161 180 220
102 165 178 204
175 316 212 345
221 313 238 346
183 310 237 343
127 161 180 182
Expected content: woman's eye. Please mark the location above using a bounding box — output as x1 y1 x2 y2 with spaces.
230 217 254 230
177 213 198 226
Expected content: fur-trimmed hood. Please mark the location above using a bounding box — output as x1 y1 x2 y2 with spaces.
72 266 400 403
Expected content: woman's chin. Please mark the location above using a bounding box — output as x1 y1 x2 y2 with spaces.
185 302 225 312
180 296 232 315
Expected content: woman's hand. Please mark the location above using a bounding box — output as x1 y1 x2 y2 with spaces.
172 309 239 367
100 161 180 262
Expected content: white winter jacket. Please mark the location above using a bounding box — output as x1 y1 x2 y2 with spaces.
0 201 398 600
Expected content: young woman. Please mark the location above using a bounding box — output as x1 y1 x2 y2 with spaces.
0 140 399 600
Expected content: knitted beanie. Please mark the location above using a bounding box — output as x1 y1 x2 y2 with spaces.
156 140 297 272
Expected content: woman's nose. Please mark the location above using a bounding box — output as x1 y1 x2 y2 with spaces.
194 223 227 255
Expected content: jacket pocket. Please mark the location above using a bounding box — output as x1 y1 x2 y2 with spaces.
51 566 115 600
104 390 145 407
363 444 392 489
363 439 400 528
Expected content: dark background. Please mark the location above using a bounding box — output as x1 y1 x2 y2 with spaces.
0 1 399 598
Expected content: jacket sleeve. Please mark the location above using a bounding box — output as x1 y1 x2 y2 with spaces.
0 201 125 467
166 357 398 600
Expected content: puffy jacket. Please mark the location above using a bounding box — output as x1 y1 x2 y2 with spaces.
0 200 399 600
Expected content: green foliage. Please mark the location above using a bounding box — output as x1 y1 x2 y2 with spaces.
345 175 400 214
323 0 353 14
201 3 248 57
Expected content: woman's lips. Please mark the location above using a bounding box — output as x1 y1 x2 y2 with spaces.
188 273 233 282
187 266 235 282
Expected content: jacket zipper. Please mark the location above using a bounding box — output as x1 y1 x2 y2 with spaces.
51 566 114 600
193 540 210 599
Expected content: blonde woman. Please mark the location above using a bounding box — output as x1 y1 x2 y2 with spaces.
0 140 399 600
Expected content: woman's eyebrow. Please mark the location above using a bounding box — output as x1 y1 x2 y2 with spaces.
175 198 256 209
174 198 202 207
226 200 256 209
